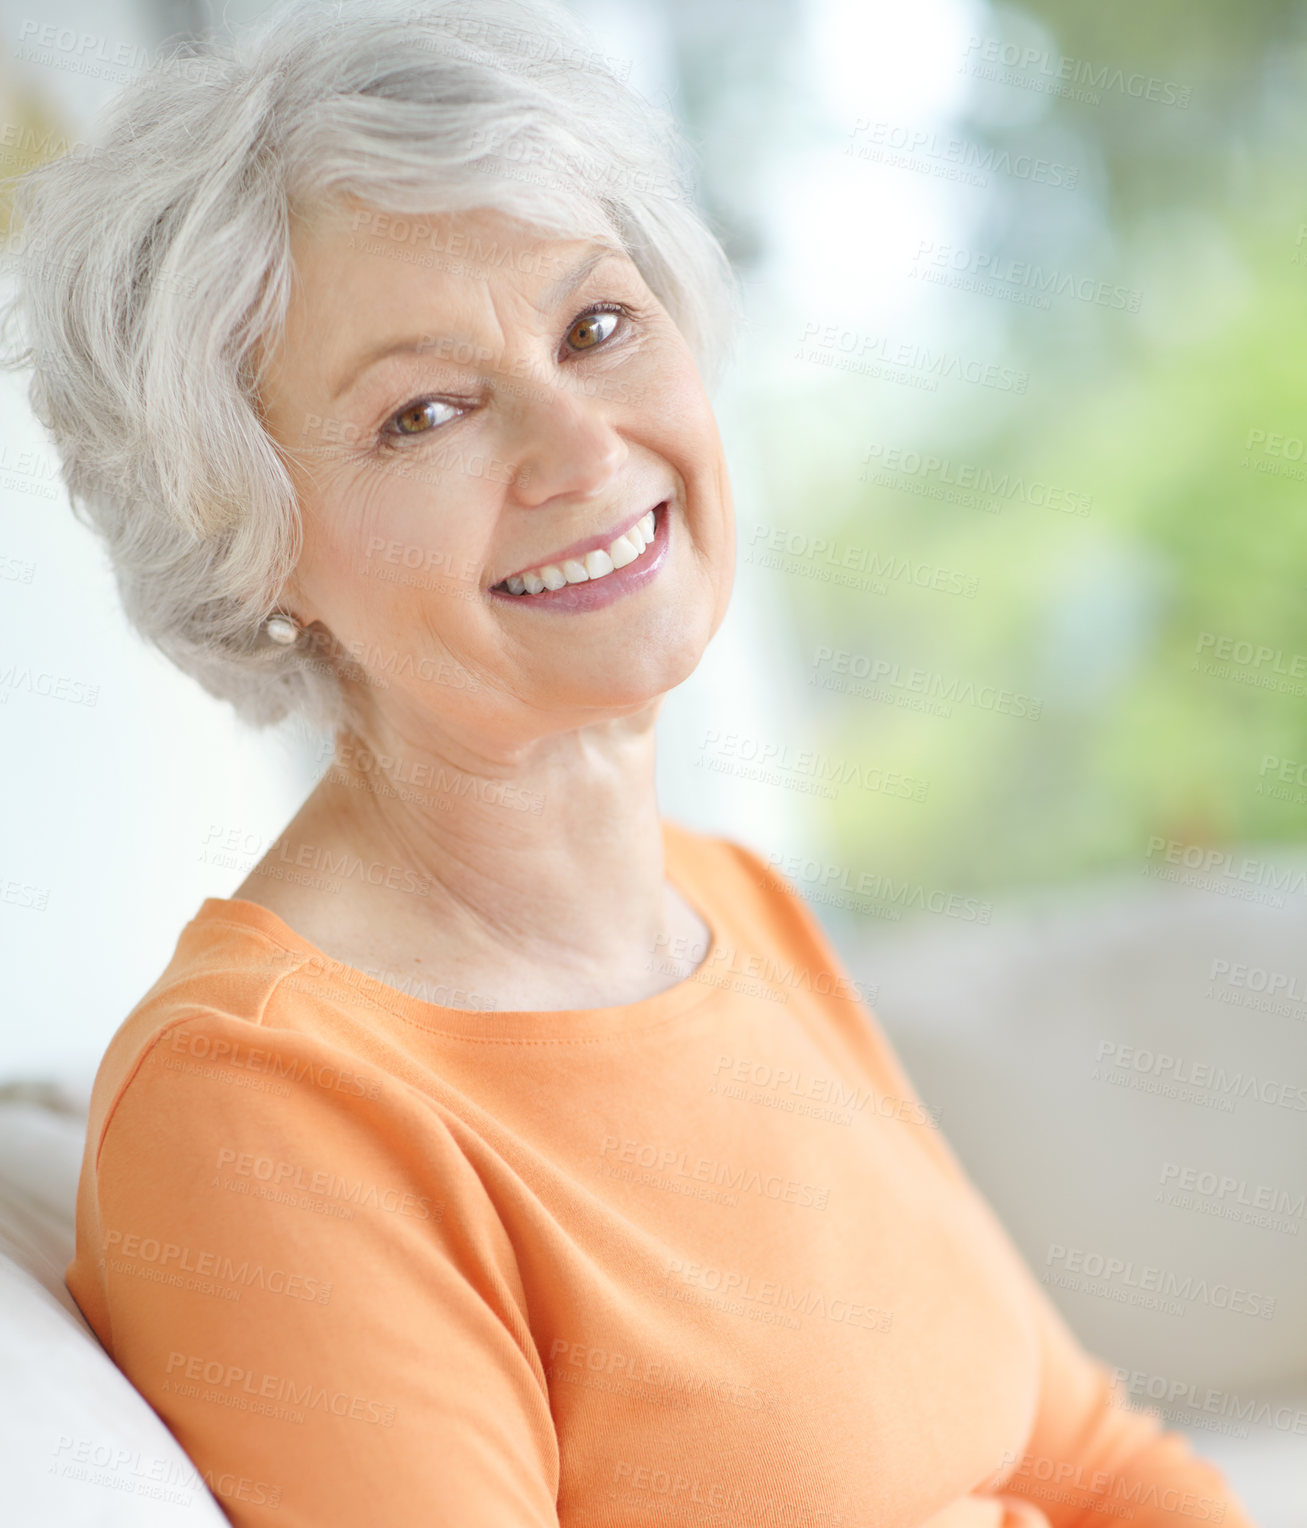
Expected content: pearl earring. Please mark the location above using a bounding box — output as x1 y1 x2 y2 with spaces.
264 613 302 646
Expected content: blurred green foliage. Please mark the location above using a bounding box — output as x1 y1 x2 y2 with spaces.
740 1 1307 897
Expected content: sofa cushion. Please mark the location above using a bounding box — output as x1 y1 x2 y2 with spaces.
0 1089 229 1526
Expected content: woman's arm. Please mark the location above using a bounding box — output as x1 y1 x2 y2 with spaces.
75 1011 561 1528
728 838 1261 1528
838 990 1260 1528
989 1282 1255 1527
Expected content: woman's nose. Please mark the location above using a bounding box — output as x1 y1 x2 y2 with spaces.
506 385 629 508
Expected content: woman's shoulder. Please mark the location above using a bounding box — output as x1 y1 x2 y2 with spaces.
96 895 310 1047
664 819 951 1142
82 898 382 1164
660 813 786 909
661 815 848 966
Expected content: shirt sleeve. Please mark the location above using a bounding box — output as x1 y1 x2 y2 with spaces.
82 1011 561 1528
725 838 1262 1528
908 1099 1264 1528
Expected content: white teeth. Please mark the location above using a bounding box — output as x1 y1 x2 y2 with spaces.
608 534 639 569
501 503 663 596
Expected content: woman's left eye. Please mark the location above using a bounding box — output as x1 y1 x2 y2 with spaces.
565 304 628 353
383 398 461 439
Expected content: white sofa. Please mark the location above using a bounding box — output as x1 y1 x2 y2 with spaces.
0 1084 230 1526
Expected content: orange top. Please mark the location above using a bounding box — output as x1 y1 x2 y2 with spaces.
67 819 1256 1528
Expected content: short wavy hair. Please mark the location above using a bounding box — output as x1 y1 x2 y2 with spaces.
2 0 743 731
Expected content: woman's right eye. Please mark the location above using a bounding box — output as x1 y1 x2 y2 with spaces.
383 398 462 440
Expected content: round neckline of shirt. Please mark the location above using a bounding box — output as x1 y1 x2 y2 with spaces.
191 818 726 1042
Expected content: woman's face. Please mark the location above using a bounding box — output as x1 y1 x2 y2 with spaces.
259 200 735 752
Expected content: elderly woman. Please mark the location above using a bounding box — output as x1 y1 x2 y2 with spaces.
9 2 1257 1525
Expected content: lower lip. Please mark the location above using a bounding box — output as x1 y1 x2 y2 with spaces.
487 501 671 613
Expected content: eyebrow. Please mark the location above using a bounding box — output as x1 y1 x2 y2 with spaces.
530 244 615 314
327 243 620 403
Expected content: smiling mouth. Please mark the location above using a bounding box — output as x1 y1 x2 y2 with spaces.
493 502 667 595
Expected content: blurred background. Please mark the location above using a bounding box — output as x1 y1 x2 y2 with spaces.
0 0 1304 1520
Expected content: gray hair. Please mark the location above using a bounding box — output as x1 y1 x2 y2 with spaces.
1 0 743 731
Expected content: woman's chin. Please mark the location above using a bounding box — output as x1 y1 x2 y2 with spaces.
544 644 707 717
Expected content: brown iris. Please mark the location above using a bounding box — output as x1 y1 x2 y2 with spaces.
394 401 439 435
567 309 619 351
